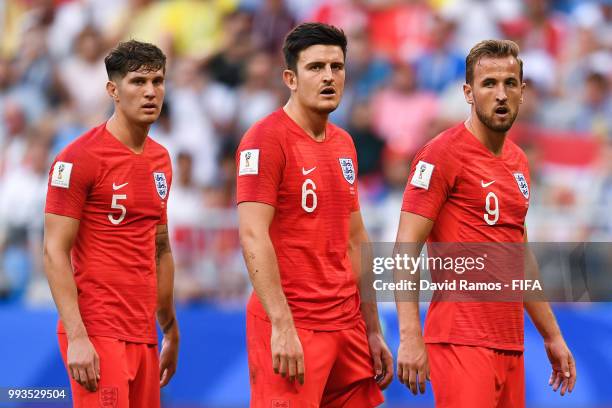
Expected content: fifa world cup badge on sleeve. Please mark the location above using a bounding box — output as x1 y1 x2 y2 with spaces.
410 160 434 190
239 149 259 175
51 161 73 188
513 172 529 199
338 158 355 184
153 172 167 199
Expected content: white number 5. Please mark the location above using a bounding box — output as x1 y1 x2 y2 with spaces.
108 194 127 225
484 191 499 225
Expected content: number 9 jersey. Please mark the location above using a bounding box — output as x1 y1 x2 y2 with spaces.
45 123 172 344
236 109 361 331
402 122 531 351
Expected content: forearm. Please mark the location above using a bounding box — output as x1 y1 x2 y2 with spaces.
349 231 382 334
156 251 178 336
525 301 562 342
394 241 425 341
155 226 178 338
241 234 293 327
43 246 87 340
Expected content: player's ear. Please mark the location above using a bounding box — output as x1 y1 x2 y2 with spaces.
520 81 526 104
106 80 119 102
282 69 298 92
463 83 473 105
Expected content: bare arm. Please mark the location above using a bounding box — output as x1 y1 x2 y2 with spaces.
155 224 179 387
43 213 99 392
394 211 434 395
238 202 304 384
523 232 576 395
348 211 393 389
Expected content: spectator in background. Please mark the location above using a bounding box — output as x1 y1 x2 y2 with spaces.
414 13 464 93
168 151 208 302
368 0 433 62
58 25 110 127
371 62 439 156
235 52 281 137
346 100 385 178
0 100 29 177
149 102 179 160
207 9 253 88
168 57 218 186
573 72 611 140
251 0 295 54
330 29 392 127
0 138 50 301
308 0 369 35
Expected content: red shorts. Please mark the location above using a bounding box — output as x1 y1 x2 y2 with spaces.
427 343 525 408
247 313 384 408
58 334 160 408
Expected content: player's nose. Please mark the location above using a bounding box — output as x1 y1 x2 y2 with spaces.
495 84 508 102
322 65 333 81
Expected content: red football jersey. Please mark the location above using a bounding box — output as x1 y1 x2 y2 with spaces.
236 109 361 331
402 123 530 351
45 124 172 344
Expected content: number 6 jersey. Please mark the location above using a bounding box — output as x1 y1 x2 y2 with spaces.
236 108 361 331
45 123 172 344
402 122 531 351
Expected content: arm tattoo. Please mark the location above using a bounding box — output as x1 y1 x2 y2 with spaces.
162 316 175 334
155 227 171 268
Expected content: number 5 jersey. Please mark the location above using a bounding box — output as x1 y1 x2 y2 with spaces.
45 123 172 344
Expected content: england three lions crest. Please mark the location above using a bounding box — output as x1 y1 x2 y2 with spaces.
339 158 355 185
513 172 529 199
153 172 168 199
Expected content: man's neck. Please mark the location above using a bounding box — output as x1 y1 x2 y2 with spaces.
465 115 506 157
283 100 328 141
106 113 150 153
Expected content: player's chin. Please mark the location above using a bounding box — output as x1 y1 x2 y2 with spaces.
138 112 161 125
314 100 340 114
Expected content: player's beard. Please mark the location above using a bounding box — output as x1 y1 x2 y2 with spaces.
475 103 519 133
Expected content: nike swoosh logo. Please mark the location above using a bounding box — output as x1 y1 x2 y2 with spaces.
302 167 316 175
113 182 129 190
481 180 495 188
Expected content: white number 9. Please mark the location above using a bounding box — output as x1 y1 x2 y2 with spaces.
484 191 499 225
301 179 317 213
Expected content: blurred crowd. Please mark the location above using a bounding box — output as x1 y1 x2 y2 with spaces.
0 0 610 305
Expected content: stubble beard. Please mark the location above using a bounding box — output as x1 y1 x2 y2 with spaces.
474 103 519 133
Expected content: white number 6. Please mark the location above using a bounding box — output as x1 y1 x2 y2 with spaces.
301 179 317 213
484 191 499 225
108 194 127 225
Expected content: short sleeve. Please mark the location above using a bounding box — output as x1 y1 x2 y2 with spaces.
401 140 460 221
159 151 172 225
45 147 96 220
236 126 285 207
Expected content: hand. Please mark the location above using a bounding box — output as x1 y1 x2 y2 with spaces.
159 333 179 387
545 336 576 396
367 331 394 390
67 336 100 392
270 322 304 384
397 335 429 395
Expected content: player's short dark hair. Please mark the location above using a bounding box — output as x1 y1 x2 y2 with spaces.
465 39 523 84
104 40 166 80
282 22 347 73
